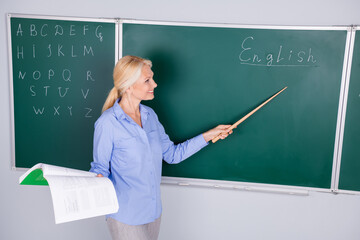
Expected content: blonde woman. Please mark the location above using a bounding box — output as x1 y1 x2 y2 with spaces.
90 56 232 240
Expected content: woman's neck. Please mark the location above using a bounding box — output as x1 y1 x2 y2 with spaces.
119 94 140 113
119 94 142 127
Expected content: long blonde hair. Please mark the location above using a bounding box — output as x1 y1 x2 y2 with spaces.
102 55 152 112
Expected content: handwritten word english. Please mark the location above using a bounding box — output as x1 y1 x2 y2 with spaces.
239 36 317 67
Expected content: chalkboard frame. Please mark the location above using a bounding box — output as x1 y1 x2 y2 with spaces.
8 15 357 194
7 13 119 171
120 19 354 194
335 27 360 194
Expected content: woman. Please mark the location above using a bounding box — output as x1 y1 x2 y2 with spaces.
90 56 232 240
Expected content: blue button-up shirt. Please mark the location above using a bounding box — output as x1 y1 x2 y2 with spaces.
90 99 208 225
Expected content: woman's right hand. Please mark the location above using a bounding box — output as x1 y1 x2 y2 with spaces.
202 124 234 142
96 174 104 177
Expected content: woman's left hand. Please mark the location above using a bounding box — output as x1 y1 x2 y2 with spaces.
202 124 234 142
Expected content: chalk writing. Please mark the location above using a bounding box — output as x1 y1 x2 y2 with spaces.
16 44 94 59
16 23 104 42
239 36 318 67
19 69 73 81
13 20 107 118
32 105 93 118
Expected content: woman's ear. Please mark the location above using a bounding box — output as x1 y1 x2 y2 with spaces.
125 86 133 95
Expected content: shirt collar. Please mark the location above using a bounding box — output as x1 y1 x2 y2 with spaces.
112 98 150 125
140 104 149 125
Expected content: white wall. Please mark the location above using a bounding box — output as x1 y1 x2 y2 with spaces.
1 1 360 239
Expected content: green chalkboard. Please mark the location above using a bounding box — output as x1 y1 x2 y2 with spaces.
9 15 116 170
339 30 360 191
122 23 348 189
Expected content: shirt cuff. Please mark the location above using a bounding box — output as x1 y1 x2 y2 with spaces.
90 163 110 177
193 133 209 149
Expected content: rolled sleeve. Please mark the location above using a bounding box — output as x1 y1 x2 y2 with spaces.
90 118 113 177
191 134 209 150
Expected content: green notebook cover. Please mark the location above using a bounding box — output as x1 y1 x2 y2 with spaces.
20 168 48 186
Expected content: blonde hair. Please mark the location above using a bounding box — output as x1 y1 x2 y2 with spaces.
102 55 152 112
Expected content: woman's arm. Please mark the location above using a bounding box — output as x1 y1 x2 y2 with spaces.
90 118 113 177
157 118 233 164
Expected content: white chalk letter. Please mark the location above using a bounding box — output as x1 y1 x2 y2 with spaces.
83 25 89 35
297 51 305 63
48 69 55 80
33 70 41 80
16 24 23 36
70 25 76 36
84 45 94 56
85 108 92 118
288 50 293 61
307 48 316 63
239 36 253 62
41 24 48 37
17 46 24 59
18 71 26 80
86 70 95 81
58 44 64 57
44 86 50 96
252 54 261 63
68 106 73 116
81 89 90 99
47 44 52 57
54 106 60 116
55 25 63 36
58 87 69 97
62 69 71 82
95 25 103 42
277 46 284 63
33 44 36 58
266 54 273 66
30 85 36 96
30 24 37 36
71 45 77 57
33 106 45 115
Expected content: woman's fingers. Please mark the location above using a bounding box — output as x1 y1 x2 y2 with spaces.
216 124 236 139
203 124 236 142
217 125 232 133
217 124 232 130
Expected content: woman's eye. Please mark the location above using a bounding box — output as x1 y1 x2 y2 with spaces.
145 79 149 83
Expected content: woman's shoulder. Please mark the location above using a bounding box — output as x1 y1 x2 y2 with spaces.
95 108 117 127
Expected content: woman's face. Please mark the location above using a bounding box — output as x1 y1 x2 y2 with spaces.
130 64 157 101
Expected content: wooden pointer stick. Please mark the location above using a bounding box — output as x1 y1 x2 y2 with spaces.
212 86 288 143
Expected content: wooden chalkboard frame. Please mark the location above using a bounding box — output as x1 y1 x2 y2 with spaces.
7 13 119 171
120 19 354 194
